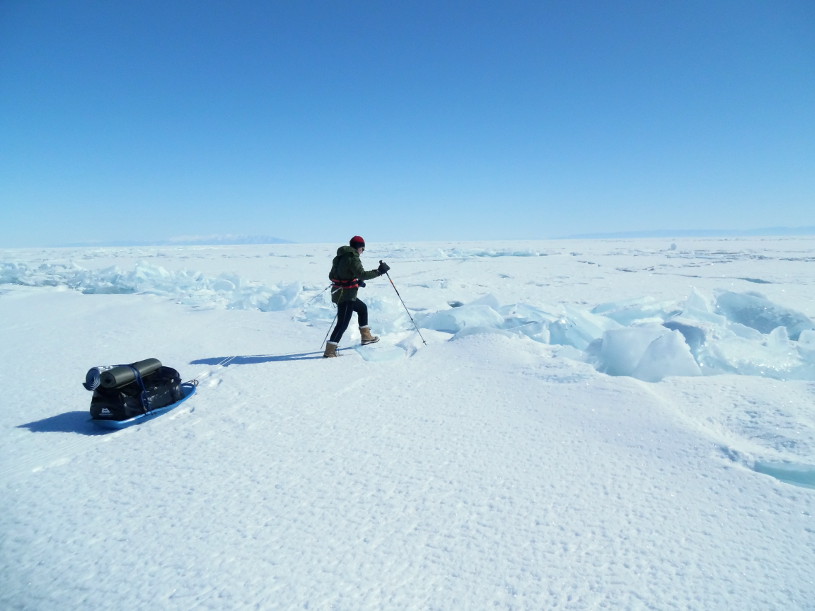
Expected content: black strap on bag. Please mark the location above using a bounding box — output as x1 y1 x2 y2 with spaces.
127 365 151 413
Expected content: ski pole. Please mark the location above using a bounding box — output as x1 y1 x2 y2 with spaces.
322 310 338 349
381 261 427 345
304 284 332 307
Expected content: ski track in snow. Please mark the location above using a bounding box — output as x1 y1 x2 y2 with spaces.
2 238 814 609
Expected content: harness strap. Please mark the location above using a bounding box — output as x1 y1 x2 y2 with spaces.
330 277 359 290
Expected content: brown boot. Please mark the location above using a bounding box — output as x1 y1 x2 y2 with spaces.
323 341 339 358
359 326 379 345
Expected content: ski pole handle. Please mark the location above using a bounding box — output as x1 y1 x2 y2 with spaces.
380 260 426 345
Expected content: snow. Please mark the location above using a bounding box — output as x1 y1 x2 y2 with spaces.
2 237 814 609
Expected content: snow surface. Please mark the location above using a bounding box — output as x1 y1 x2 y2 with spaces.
2 237 814 609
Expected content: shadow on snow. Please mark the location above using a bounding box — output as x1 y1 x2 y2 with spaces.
191 352 325 366
18 411 108 436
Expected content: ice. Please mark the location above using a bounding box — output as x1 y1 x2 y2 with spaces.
548 305 621 350
682 288 729 325
631 329 702 382
588 325 701 381
715 290 814 340
593 325 671 377
401 286 815 382
4 254 815 384
435 247 547 258
592 296 682 325
754 462 815 489
419 303 504 333
0 260 306 311
662 320 706 358
800 329 815 352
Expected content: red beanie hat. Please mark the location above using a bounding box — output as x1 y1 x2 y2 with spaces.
350 236 365 248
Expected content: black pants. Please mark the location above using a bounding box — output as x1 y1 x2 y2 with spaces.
329 299 368 344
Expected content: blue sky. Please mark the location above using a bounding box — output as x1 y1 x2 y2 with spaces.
1 1 813 247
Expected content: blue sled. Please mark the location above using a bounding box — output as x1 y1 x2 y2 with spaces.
91 382 197 430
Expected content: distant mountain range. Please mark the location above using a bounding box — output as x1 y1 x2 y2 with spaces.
561 226 815 239
165 234 293 246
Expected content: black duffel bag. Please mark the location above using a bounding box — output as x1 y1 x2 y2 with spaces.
90 366 183 421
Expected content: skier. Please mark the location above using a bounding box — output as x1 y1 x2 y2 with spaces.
324 236 390 358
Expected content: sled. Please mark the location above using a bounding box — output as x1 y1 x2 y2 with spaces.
91 381 197 430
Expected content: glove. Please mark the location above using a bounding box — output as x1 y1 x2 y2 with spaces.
377 261 390 275
358 280 366 288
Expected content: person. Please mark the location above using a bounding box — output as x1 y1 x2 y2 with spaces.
324 236 390 358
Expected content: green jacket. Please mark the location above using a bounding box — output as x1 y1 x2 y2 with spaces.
329 246 380 303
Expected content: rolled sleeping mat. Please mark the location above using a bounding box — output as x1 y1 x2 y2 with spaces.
99 358 163 389
82 365 114 391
